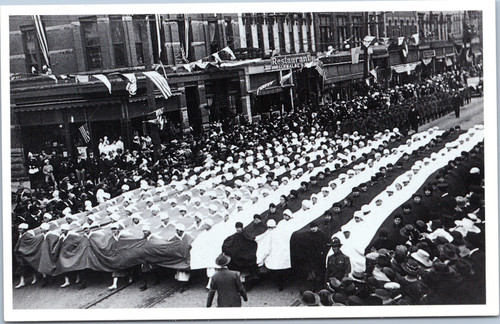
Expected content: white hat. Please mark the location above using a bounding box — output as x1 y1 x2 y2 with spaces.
175 224 186 231
142 225 151 232
43 213 53 220
62 207 72 216
18 223 29 230
267 219 277 228
131 213 143 220
353 211 364 219
283 209 293 216
361 205 371 214
60 224 70 231
470 167 480 174
159 212 169 220
40 223 50 231
121 184 130 191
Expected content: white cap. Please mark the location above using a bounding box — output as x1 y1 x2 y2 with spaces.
175 224 186 231
19 223 29 230
267 219 277 228
470 167 480 174
60 224 70 231
40 223 50 231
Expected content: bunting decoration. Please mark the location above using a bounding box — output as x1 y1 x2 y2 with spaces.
212 52 222 65
411 33 420 45
122 73 137 96
221 46 237 60
92 74 112 94
142 71 172 100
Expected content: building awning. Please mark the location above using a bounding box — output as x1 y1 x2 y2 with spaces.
12 98 120 112
324 72 364 84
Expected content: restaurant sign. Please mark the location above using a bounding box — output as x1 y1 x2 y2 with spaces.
271 53 312 69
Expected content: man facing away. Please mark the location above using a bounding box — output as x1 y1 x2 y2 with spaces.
206 253 248 307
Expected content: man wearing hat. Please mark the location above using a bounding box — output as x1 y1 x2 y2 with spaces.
325 237 351 283
206 253 248 307
14 223 36 289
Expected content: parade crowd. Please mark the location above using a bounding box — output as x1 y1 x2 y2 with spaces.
12 66 486 307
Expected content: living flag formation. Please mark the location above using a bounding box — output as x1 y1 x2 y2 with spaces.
14 125 484 276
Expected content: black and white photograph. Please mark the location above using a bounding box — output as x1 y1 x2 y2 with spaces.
2 1 498 321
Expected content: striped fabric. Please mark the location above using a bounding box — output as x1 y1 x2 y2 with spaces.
79 124 91 143
32 15 50 67
143 71 172 100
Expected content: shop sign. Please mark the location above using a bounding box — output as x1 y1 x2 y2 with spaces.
271 53 312 69
422 50 436 58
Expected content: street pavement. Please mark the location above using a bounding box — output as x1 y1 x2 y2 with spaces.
11 97 484 309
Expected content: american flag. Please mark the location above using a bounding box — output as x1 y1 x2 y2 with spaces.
143 71 172 100
79 124 91 143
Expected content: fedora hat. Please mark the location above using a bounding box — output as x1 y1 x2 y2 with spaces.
410 249 432 268
348 270 365 282
437 243 459 261
301 291 321 306
402 258 421 276
215 253 231 267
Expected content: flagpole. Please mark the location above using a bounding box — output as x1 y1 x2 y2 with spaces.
289 68 295 113
279 69 284 115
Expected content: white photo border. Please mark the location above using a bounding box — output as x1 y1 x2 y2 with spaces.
2 0 498 321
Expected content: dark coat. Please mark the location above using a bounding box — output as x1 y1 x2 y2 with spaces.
207 268 247 307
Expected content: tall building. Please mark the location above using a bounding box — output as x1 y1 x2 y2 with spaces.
10 13 316 172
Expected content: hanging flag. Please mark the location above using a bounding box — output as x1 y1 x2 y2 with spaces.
256 80 276 95
397 37 405 46
411 33 420 45
351 46 361 64
280 71 292 86
75 75 90 83
92 74 112 94
143 71 172 100
182 63 192 72
402 40 409 58
362 35 375 48
122 73 137 96
79 124 91 143
32 15 50 68
381 37 390 46
155 107 165 130
155 14 162 61
221 46 236 60
195 60 210 69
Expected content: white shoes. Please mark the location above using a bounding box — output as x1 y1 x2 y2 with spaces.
108 285 117 290
14 282 25 289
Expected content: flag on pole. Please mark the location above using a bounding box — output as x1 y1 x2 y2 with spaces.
402 40 409 58
143 71 172 100
256 80 276 95
79 124 91 143
92 74 112 94
32 15 50 68
155 108 165 130
397 37 405 46
155 14 162 61
221 46 237 60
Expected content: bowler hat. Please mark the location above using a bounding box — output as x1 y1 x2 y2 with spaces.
402 258 421 276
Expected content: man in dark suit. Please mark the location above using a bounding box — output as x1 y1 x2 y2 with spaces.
207 253 248 307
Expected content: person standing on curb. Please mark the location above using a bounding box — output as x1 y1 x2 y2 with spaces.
206 253 248 307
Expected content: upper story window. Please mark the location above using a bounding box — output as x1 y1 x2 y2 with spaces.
110 16 127 67
21 26 43 73
80 17 102 70
132 16 144 65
